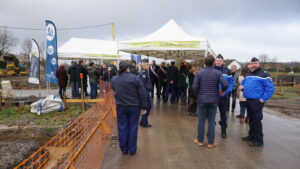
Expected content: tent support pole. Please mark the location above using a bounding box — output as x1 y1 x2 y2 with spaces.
205 40 209 57
117 50 120 69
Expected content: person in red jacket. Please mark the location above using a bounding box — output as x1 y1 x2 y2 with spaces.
56 63 68 99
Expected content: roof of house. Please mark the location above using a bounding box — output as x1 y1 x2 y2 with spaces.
224 59 238 66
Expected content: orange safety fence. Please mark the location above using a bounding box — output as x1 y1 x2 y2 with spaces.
14 82 117 169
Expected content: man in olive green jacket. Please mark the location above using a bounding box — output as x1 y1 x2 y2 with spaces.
87 62 100 99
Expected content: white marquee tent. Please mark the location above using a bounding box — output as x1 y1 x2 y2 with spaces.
118 19 216 59
58 38 168 64
58 38 127 60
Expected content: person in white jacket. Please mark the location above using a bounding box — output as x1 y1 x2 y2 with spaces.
236 67 249 123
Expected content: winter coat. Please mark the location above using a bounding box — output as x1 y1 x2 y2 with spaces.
56 67 68 88
177 67 189 88
242 67 274 102
87 66 100 83
192 66 228 104
77 65 88 88
68 64 79 82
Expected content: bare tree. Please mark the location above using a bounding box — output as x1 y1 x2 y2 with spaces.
0 28 17 54
271 56 278 72
22 38 32 55
38 41 46 71
259 54 268 70
39 41 46 59
20 38 32 65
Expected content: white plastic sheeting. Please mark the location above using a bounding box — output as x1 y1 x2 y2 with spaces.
30 95 64 115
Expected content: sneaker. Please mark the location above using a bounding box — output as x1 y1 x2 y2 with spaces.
241 136 254 142
193 139 204 146
207 143 217 148
236 115 241 118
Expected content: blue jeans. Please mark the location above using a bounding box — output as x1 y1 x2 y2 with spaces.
117 106 140 154
71 82 79 98
197 103 217 144
164 81 177 103
90 82 97 99
239 101 247 118
140 92 151 126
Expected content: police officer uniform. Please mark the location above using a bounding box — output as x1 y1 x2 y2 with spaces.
139 59 153 127
214 54 234 138
241 57 274 147
111 62 147 155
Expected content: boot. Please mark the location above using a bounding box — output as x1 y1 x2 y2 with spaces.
221 127 227 138
245 117 249 123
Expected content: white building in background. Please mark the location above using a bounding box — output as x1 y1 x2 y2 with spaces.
226 59 242 70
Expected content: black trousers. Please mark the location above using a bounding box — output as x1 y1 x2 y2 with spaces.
151 77 161 98
188 88 197 113
218 96 229 128
160 80 167 99
230 89 237 111
246 99 264 142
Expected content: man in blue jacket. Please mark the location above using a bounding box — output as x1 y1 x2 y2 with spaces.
193 55 228 148
139 59 153 128
214 54 234 138
240 57 274 147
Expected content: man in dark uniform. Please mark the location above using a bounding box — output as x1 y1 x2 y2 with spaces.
164 61 178 103
214 54 234 138
149 60 161 99
111 62 146 155
139 59 153 127
241 57 274 147
158 62 168 100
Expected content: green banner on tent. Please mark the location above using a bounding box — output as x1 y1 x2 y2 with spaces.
129 41 201 49
85 53 118 58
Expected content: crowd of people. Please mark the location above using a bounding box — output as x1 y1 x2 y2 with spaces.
56 60 118 99
56 54 275 155
111 54 274 155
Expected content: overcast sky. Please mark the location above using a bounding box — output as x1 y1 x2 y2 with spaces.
1 0 299 62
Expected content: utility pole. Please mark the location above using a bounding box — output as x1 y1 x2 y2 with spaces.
112 23 116 41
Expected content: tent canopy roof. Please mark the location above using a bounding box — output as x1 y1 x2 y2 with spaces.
58 38 119 60
118 19 215 59
129 19 206 42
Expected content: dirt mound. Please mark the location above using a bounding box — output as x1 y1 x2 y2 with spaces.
0 125 61 168
265 97 300 119
0 140 42 169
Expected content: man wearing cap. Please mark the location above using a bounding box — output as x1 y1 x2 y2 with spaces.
214 54 234 138
139 59 153 127
111 61 147 155
240 57 274 147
